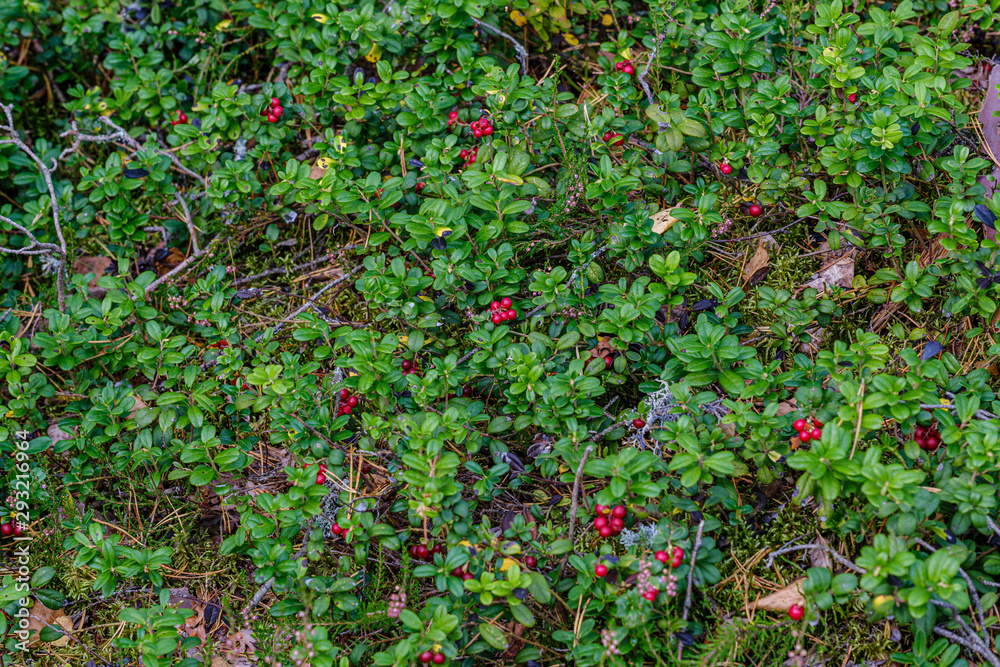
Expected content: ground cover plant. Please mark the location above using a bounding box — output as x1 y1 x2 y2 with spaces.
6 0 1000 665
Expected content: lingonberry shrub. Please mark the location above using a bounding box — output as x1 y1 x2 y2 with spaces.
1 0 1000 664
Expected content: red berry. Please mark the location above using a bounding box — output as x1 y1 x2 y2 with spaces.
342 405 352 415
506 309 517 320
0 524 11 537
491 313 503 325
433 654 445 665
609 133 624 146
171 120 181 126
633 418 646 429
654 550 669 563
272 106 284 117
462 386 472 398
643 589 658 601
416 182 425 192
341 388 350 400
810 428 822 440
788 604 804 620
848 93 858 103
12 524 22 537
798 430 811 443
451 567 464 576
594 504 607 515
673 546 684 561
416 544 430 559
431 544 443 554
604 355 613 368
402 360 412 371
924 437 939 451
609 517 624 533
500 297 513 308
598 526 612 537
271 97 280 106
748 204 763 217
615 62 623 71
472 128 483 138
178 111 187 123
347 396 359 407
460 149 469 159
319 463 326 471
524 556 538 568
720 163 733 175
594 516 609 529
449 110 459 120
462 572 474 580
331 523 343 535
468 157 476 164
420 651 434 663
611 505 627 519
595 564 608 577
623 64 635 75
409 545 419 557
491 301 501 311
316 473 326 484
793 419 807 431
267 113 278 123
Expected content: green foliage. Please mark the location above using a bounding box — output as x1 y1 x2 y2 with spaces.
3 0 1000 664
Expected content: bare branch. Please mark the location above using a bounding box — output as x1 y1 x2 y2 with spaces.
172 193 201 255
765 543 867 575
0 103 69 310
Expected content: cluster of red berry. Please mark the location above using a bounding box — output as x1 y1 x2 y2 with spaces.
459 146 479 166
339 388 359 416
592 504 628 538
171 110 188 126
305 461 327 485
448 109 459 127
401 358 421 376
409 542 444 560
719 163 733 175
418 650 447 665
913 423 941 452
0 522 23 537
488 297 517 324
262 97 285 123
331 520 348 537
585 355 615 371
654 546 685 569
449 564 475 581
614 60 636 75
792 417 824 443
470 115 494 139
602 130 624 146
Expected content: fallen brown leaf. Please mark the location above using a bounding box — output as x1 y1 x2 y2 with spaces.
741 238 771 285
72 256 113 297
26 600 73 647
744 578 806 614
804 252 854 295
651 208 681 234
809 536 831 569
775 400 797 417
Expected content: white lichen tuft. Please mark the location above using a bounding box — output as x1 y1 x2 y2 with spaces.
619 522 659 549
